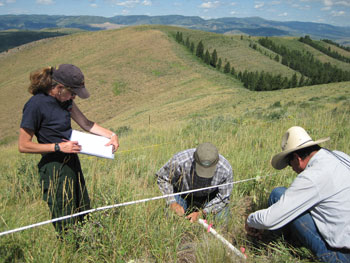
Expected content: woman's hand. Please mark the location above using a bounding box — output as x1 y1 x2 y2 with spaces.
59 140 82 153
105 133 119 153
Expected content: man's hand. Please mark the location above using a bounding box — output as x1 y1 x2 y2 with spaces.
185 211 202 223
245 220 264 239
170 202 185 216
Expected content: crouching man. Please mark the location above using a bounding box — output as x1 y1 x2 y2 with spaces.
156 143 233 222
246 126 350 263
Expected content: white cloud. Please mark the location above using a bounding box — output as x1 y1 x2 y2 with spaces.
230 10 237 14
200 1 220 9
278 12 288 16
336 0 350 6
142 0 151 6
254 2 265 9
115 0 140 8
36 0 54 5
321 0 350 7
331 10 345 15
90 3 98 7
301 4 311 9
0 3 4 6
122 9 130 14
323 0 333 6
292 2 311 10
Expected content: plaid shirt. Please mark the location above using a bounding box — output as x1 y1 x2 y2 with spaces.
156 148 233 214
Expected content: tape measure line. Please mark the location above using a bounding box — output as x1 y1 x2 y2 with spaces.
0 175 270 237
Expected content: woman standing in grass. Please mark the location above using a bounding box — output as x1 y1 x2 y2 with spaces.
18 64 119 234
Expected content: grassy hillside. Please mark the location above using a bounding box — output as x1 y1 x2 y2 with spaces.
167 28 299 78
270 37 350 71
0 30 72 53
0 25 350 262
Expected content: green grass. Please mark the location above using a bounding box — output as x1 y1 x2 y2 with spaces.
165 28 300 78
267 36 350 71
0 25 350 262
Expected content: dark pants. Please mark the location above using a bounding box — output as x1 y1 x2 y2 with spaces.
38 153 91 233
269 187 350 263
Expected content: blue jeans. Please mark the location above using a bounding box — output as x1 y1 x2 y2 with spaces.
269 187 350 263
174 194 228 220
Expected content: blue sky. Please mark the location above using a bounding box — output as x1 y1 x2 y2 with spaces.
0 0 349 27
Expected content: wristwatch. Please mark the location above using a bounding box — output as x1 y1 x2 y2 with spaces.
54 143 60 152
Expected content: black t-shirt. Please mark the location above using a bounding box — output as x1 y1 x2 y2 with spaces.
20 93 73 144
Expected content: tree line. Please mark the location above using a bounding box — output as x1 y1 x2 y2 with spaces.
175 31 309 91
258 37 350 85
322 39 350 52
299 35 350 63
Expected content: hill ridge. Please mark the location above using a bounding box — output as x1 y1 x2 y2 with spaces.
1 14 350 43
0 25 349 144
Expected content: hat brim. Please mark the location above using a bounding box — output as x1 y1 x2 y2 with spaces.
74 87 90 99
195 162 217 178
271 137 330 170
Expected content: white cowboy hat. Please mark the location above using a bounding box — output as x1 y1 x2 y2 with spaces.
271 126 330 170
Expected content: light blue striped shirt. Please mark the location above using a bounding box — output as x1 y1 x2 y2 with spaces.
248 148 350 249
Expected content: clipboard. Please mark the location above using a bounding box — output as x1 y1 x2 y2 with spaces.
70 130 114 159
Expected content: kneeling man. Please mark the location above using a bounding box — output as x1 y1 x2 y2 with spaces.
156 143 233 222
246 126 350 263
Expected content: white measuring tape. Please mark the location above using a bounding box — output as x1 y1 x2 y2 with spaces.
198 218 247 260
0 175 269 237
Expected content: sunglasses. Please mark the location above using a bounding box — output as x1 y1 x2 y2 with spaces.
65 87 77 97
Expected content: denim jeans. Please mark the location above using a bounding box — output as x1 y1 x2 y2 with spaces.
174 194 228 220
269 187 350 263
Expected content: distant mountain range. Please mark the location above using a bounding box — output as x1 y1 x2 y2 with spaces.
1 14 350 44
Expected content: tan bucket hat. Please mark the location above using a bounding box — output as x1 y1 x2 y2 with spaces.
194 142 219 178
271 126 330 170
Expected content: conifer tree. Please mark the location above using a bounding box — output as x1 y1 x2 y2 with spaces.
230 66 235 76
179 32 183 43
224 62 231 73
185 37 190 48
210 49 218 68
291 73 298 88
204 50 211 64
190 42 195 53
175 31 180 42
217 58 222 70
196 40 204 59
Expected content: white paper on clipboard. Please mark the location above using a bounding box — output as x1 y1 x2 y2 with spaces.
70 130 114 159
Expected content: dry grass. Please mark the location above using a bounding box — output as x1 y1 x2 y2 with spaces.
0 25 350 262
267 36 350 71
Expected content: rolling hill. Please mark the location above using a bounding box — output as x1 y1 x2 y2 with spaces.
1 25 350 262
1 14 350 43
1 25 349 143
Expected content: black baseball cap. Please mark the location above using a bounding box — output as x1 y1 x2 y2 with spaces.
52 64 90 99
